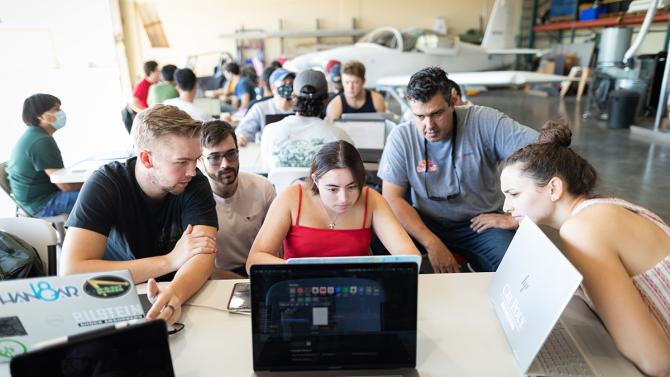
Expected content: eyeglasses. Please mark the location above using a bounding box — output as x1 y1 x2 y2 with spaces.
203 149 239 165
168 322 185 335
423 111 460 201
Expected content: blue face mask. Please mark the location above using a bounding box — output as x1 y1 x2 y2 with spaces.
51 110 67 130
277 83 293 100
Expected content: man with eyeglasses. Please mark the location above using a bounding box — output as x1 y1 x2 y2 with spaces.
378 67 537 273
61 105 218 326
200 120 275 278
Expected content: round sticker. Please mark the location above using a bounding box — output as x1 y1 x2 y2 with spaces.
83 275 132 298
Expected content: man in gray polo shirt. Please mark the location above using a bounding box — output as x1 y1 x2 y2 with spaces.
378 67 537 273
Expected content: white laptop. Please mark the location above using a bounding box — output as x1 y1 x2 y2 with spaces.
489 217 645 377
287 254 422 269
333 119 386 162
0 270 144 363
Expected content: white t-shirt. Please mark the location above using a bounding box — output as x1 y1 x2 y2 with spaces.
260 115 353 170
163 98 212 122
213 172 276 271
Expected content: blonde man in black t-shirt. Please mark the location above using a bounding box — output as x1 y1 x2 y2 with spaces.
61 105 218 326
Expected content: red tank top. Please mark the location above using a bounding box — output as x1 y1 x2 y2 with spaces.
283 185 373 260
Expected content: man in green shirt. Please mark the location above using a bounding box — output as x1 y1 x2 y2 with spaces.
7 93 82 217
147 64 179 107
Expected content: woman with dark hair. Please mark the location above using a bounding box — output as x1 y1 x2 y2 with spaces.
500 120 670 376
247 141 419 268
7 94 81 217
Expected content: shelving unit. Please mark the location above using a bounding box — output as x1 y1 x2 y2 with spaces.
534 11 670 31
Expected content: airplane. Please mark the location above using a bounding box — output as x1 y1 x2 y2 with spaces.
282 0 542 85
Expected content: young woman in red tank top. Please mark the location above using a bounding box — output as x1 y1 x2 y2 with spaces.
247 141 419 268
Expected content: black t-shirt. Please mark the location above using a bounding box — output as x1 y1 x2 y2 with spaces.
67 158 218 280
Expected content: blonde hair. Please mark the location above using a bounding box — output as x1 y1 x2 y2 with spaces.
132 104 202 150
342 60 366 80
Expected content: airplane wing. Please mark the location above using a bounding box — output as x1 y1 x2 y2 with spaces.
376 71 577 88
484 48 543 56
219 29 367 39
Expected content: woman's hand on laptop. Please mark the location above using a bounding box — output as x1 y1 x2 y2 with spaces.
146 278 183 326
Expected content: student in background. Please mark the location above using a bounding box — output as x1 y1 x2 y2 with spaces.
326 60 386 122
7 94 82 217
236 68 295 146
163 68 212 121
246 140 419 271
325 59 343 100
500 120 670 377
200 120 275 278
60 105 218 326
260 69 352 170
147 64 179 106
129 60 160 113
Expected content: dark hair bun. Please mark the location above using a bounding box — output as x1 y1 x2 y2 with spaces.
539 119 572 147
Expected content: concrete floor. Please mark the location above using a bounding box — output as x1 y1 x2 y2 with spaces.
470 90 670 221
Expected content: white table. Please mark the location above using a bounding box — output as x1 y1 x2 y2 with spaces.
50 150 131 184
169 273 522 377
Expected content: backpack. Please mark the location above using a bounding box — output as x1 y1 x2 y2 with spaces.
0 230 45 280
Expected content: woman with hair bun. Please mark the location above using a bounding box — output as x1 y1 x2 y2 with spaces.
499 120 670 376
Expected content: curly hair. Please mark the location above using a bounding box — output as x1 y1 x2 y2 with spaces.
406 66 458 104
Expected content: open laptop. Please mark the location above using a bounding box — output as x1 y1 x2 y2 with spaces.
489 218 645 377
286 254 422 269
10 319 174 376
0 270 144 363
265 113 293 125
333 118 386 163
250 263 419 376
193 97 222 117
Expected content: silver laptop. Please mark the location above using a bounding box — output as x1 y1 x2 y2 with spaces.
489 217 645 377
333 119 386 162
0 270 144 363
250 262 419 376
287 254 422 269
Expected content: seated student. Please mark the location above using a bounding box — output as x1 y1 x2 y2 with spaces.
129 60 160 113
147 64 179 106
326 60 386 122
500 120 670 376
60 104 218 326
7 93 82 217
163 68 212 121
247 140 420 270
200 120 275 278
260 69 352 170
236 68 295 146
325 59 343 100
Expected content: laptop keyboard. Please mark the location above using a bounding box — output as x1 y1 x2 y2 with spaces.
534 321 596 377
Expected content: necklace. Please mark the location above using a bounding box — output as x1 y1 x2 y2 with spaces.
320 200 340 229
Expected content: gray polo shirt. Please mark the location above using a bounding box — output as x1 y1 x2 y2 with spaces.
378 105 538 222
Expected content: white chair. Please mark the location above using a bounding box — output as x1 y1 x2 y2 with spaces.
0 161 68 244
268 167 311 193
0 217 59 276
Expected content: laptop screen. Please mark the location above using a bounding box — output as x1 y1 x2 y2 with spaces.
250 262 417 372
10 320 174 377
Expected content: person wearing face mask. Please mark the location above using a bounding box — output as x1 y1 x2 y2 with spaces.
235 68 296 146
7 94 82 217
246 140 419 270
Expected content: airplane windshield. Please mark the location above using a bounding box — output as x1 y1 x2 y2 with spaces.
359 28 452 52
